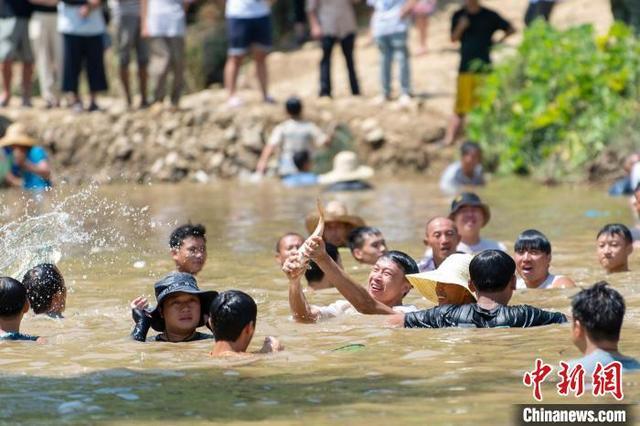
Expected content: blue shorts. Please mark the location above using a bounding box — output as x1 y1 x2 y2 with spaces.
226 16 272 56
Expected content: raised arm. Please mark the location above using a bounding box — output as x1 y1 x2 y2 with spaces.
282 255 320 323
303 237 396 315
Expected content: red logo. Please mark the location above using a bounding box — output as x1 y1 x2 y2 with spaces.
523 358 553 401
557 362 585 397
592 361 623 400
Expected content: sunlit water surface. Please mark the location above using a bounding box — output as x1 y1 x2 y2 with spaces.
1 178 638 425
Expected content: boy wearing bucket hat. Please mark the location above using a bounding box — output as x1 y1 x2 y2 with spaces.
319 151 374 192
305 200 365 248
283 236 419 322
389 250 567 329
407 253 476 306
130 272 217 342
1 122 51 191
448 192 505 254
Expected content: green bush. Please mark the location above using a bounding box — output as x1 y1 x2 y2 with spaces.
467 21 640 181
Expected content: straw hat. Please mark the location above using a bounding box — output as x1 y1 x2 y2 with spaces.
0 123 37 148
406 253 475 304
318 151 374 185
305 200 365 234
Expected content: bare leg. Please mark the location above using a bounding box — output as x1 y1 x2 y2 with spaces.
224 54 244 99
119 66 132 106
442 113 464 146
1 60 12 106
22 62 33 106
253 49 269 100
415 15 428 55
138 66 148 106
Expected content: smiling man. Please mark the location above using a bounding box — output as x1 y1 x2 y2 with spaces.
596 224 633 274
448 192 505 254
283 236 419 322
169 223 208 275
514 229 575 289
418 216 461 272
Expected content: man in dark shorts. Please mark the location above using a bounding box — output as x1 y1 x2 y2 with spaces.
130 272 218 342
388 250 567 328
224 0 273 107
441 0 514 146
0 277 40 341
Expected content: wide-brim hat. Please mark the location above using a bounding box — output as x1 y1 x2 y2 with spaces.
406 253 475 304
0 123 37 147
448 192 491 226
150 272 218 332
304 200 366 234
318 151 374 185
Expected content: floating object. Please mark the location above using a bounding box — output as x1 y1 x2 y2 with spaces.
584 210 610 218
133 260 146 269
331 343 365 352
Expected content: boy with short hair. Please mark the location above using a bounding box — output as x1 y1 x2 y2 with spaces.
390 250 567 328
568 281 640 374
596 224 633 274
439 141 485 195
305 242 341 290
209 290 283 356
0 277 40 341
281 150 318 187
275 232 305 267
348 226 388 265
169 223 207 275
22 263 66 318
130 272 217 342
255 97 330 177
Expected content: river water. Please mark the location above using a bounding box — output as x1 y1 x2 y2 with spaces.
0 178 638 425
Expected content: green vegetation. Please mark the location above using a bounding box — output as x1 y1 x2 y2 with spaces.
467 22 640 181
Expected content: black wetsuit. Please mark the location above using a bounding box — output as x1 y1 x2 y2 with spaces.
153 332 213 342
404 303 567 329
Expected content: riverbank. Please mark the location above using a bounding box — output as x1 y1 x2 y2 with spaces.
0 0 613 184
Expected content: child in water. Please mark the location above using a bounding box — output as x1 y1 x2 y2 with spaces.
209 290 283 356
0 277 42 341
22 264 66 319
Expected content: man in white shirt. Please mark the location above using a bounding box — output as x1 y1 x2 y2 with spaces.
283 236 419 322
448 192 506 254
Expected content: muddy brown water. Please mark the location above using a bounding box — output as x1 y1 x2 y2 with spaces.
0 178 638 425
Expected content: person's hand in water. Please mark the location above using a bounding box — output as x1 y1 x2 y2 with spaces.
130 296 149 312
130 296 152 342
258 336 284 353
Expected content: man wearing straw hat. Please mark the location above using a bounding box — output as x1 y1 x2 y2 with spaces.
305 200 365 248
0 122 51 191
319 150 374 192
408 253 476 306
282 236 419 322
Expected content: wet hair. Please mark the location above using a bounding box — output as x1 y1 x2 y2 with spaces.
378 250 419 276
514 229 551 255
285 97 302 116
572 281 624 342
347 226 383 252
22 264 65 314
0 277 27 318
169 223 207 250
275 232 304 253
469 250 515 292
460 141 481 156
596 223 632 245
305 243 340 284
208 290 257 342
293 150 310 172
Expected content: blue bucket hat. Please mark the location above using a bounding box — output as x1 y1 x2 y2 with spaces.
149 272 218 332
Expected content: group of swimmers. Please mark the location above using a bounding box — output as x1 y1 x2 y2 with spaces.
1 200 639 370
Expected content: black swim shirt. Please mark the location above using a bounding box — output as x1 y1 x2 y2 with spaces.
404 303 567 329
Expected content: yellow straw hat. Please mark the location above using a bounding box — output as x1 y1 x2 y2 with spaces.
0 123 37 148
304 200 365 234
406 253 475 304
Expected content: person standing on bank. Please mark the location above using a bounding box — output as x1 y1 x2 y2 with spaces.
307 0 361 98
